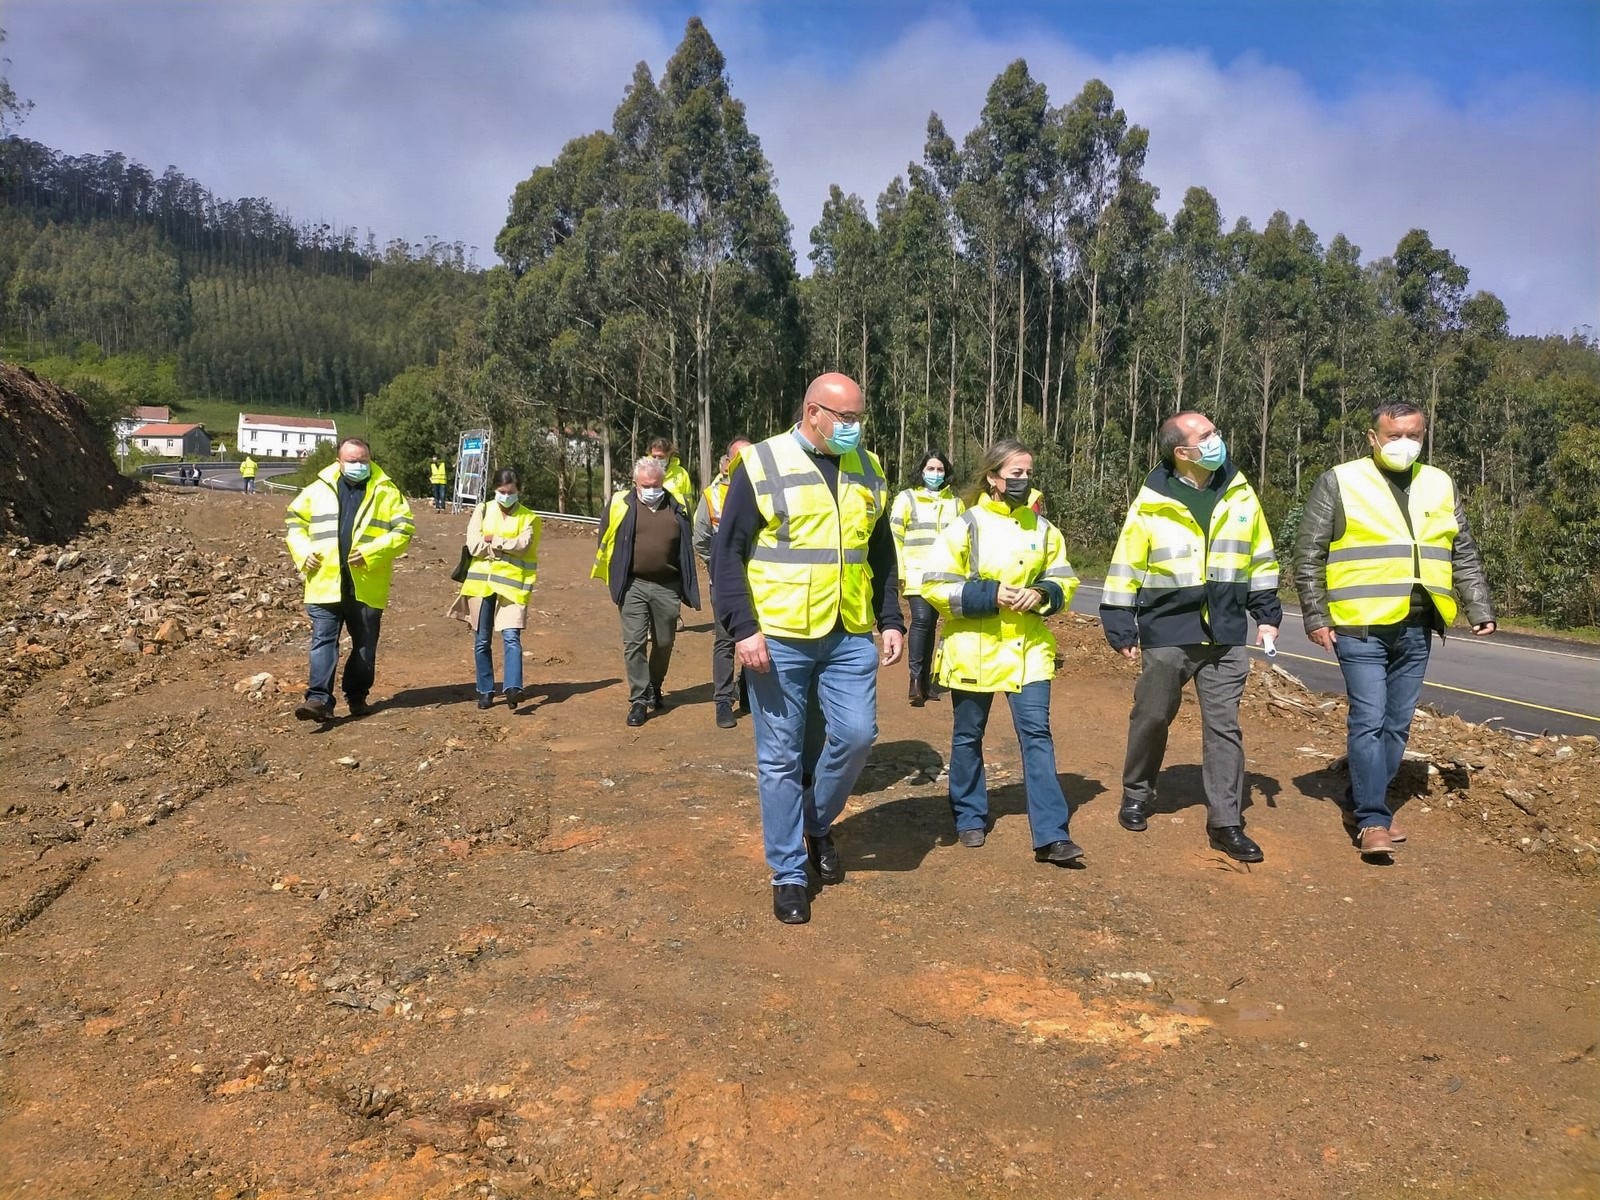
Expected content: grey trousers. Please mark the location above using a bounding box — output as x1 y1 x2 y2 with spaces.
619 578 680 704
1121 644 1250 826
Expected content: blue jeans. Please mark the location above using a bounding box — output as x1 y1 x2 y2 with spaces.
1335 623 1431 829
474 595 523 696
305 601 382 707
748 630 879 887
949 681 1072 849
433 483 446 510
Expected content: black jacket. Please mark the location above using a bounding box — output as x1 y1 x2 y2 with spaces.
597 490 702 610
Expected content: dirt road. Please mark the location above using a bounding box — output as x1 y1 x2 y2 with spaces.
2 492 1596 1199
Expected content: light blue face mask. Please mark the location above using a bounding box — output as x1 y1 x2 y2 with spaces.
496 492 519 509
824 421 862 456
638 486 665 506
923 472 945 490
1194 433 1227 471
341 461 371 482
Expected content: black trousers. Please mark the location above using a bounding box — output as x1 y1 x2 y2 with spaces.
906 595 939 697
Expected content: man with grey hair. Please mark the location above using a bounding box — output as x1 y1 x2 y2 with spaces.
1100 411 1281 863
593 455 701 726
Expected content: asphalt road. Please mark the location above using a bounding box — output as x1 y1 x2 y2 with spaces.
1069 583 1600 738
149 464 298 492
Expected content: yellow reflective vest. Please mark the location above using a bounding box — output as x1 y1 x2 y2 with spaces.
284 463 414 608
430 460 448 485
889 486 965 597
922 495 1079 692
663 457 693 510
741 432 887 638
1101 467 1279 645
1327 458 1459 627
239 457 257 479
459 501 541 606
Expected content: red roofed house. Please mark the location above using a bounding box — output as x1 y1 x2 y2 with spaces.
130 422 212 458
237 413 339 459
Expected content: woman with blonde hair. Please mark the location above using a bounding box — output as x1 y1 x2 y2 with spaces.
450 467 542 710
922 439 1085 864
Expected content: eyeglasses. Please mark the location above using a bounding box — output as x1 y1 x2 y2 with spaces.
814 403 866 428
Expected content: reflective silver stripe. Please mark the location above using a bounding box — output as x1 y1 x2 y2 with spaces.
1209 566 1247 582
496 552 538 569
947 582 967 619
1101 592 1137 607
1426 584 1455 598
1326 544 1411 564
1040 566 1078 581
843 549 868 565
306 514 338 528
750 546 839 565
1249 571 1281 591
1148 544 1191 564
922 571 963 583
961 511 981 582
1138 574 1201 590
1105 563 1140 580
463 568 498 584
1418 545 1452 561
1210 538 1252 556
1251 549 1277 564
1327 583 1413 601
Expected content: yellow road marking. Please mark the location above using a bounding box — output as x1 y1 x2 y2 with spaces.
1253 647 1600 725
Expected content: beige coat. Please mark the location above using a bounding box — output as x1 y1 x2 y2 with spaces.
447 503 535 631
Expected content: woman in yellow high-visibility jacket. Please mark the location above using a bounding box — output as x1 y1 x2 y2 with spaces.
448 467 541 711
922 439 1084 866
889 449 964 706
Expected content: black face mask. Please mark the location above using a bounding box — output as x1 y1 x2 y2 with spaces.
1001 477 1032 504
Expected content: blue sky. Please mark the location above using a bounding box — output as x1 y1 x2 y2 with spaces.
5 1 1598 335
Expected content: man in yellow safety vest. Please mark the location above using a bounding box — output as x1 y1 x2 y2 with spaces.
1294 400 1495 861
711 373 903 925
1101 411 1281 864
693 435 753 729
429 454 449 512
284 437 414 723
239 455 258 494
647 437 694 510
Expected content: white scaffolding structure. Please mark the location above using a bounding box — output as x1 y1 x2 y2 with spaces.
452 429 491 514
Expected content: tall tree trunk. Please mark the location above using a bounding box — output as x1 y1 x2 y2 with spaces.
1015 255 1026 429
985 255 998 446
1257 340 1275 485
1040 266 1055 438
1213 294 1232 408
1174 290 1188 415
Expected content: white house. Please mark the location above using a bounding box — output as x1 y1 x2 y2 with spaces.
237 413 338 459
130 422 211 458
115 405 170 455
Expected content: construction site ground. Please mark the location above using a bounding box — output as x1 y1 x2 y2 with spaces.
2 489 1597 1200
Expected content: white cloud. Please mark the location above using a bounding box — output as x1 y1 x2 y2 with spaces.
6 1 1595 333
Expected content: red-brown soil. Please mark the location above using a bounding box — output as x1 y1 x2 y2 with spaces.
2 490 1596 1199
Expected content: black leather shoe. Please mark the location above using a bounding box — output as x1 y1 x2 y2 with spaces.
1035 839 1086 866
1208 825 1264 863
504 687 521 712
715 701 736 729
1118 801 1149 832
647 683 668 712
347 697 374 719
476 693 494 710
773 884 811 924
807 833 843 885
626 702 648 727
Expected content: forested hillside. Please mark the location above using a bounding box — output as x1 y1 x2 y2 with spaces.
0 136 485 414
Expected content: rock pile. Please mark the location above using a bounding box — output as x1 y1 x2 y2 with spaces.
0 493 302 715
0 363 134 544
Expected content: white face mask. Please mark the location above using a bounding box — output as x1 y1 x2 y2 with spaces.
1376 437 1422 471
638 486 665 506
